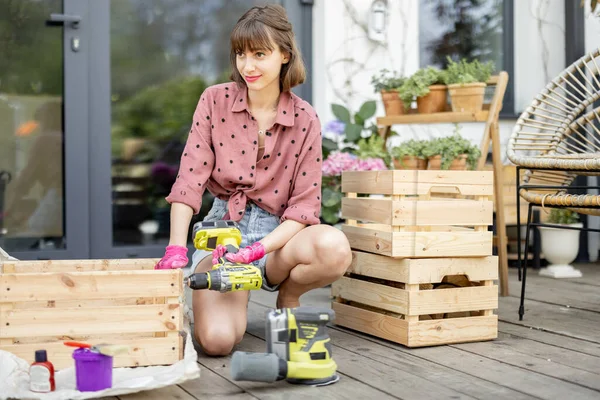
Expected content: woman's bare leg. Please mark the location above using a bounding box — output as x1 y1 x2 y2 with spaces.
192 255 249 356
264 225 352 308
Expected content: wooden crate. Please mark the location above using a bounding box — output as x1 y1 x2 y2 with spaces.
340 170 494 258
0 259 184 370
332 251 499 347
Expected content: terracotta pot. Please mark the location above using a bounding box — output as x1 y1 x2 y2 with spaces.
393 156 427 170
416 85 448 114
381 90 405 116
447 82 486 113
427 154 468 170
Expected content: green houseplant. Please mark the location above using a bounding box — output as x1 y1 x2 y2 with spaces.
444 57 495 113
371 69 406 116
422 129 481 170
356 134 392 167
390 139 428 169
538 208 583 278
399 67 448 114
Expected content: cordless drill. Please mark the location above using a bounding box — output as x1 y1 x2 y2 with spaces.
230 307 339 386
184 220 263 292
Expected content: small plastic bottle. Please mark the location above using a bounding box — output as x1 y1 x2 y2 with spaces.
30 350 55 393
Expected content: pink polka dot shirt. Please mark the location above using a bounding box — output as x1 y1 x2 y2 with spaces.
165 83 323 225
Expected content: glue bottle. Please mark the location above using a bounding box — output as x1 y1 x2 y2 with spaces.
30 350 55 393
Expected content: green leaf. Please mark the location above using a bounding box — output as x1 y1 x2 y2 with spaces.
322 137 338 151
322 188 342 207
321 206 340 224
331 104 351 123
357 101 376 120
354 113 364 126
345 123 362 142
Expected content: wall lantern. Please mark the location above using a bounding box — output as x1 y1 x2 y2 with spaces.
368 0 388 43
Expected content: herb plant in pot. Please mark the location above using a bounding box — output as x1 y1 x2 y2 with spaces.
444 57 494 113
371 69 406 116
390 139 428 169
399 67 447 114
422 129 481 170
538 209 583 278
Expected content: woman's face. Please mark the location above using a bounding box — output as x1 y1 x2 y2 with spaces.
236 44 288 93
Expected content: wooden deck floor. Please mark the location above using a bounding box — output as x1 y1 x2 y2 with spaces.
117 263 600 400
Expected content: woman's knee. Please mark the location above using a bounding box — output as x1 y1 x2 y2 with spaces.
194 324 242 356
314 227 352 277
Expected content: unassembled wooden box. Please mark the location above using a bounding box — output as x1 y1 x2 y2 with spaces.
332 170 498 347
0 259 184 370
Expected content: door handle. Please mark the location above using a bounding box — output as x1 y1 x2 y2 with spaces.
46 13 81 29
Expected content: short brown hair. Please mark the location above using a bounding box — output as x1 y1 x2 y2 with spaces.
230 4 306 92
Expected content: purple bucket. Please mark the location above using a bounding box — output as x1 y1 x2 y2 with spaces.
72 348 113 392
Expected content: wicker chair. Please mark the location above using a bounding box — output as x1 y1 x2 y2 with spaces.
507 48 600 320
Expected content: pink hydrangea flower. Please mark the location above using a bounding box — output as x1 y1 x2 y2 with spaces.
322 152 387 176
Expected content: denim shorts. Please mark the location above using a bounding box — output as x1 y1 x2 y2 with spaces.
190 197 281 291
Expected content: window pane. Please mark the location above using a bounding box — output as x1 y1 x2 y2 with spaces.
419 0 504 70
0 0 66 252
110 0 265 246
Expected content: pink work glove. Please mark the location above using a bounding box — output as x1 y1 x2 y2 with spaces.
225 242 266 264
212 244 227 265
155 245 189 269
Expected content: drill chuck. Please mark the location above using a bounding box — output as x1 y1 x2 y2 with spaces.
186 270 223 291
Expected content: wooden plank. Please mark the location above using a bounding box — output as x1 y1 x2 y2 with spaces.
342 224 492 257
499 296 600 343
409 285 498 315
498 322 600 358
179 364 255 399
348 252 498 284
1 304 181 338
12 297 159 310
410 345 600 399
341 198 493 226
376 110 489 125
341 170 493 196
2 336 182 370
2 258 159 273
332 277 408 315
1 270 182 302
244 304 473 399
508 275 600 312
331 302 497 347
199 332 400 400
332 276 497 315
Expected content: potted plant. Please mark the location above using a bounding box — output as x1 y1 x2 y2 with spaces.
422 128 481 170
356 134 392 167
444 57 495 113
538 209 583 278
398 67 448 114
371 69 406 116
390 139 428 169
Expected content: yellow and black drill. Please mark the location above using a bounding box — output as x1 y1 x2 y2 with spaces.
230 307 339 386
184 220 263 292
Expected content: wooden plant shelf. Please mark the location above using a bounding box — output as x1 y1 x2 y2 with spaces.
0 259 184 370
332 251 498 347
341 170 494 258
377 110 489 125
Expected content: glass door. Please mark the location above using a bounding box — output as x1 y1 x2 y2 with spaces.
0 0 90 260
89 0 270 258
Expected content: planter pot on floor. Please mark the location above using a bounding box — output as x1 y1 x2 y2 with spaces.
538 223 583 278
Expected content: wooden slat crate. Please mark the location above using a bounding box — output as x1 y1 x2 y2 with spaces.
333 170 498 347
0 259 184 370
340 170 494 258
332 252 498 347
